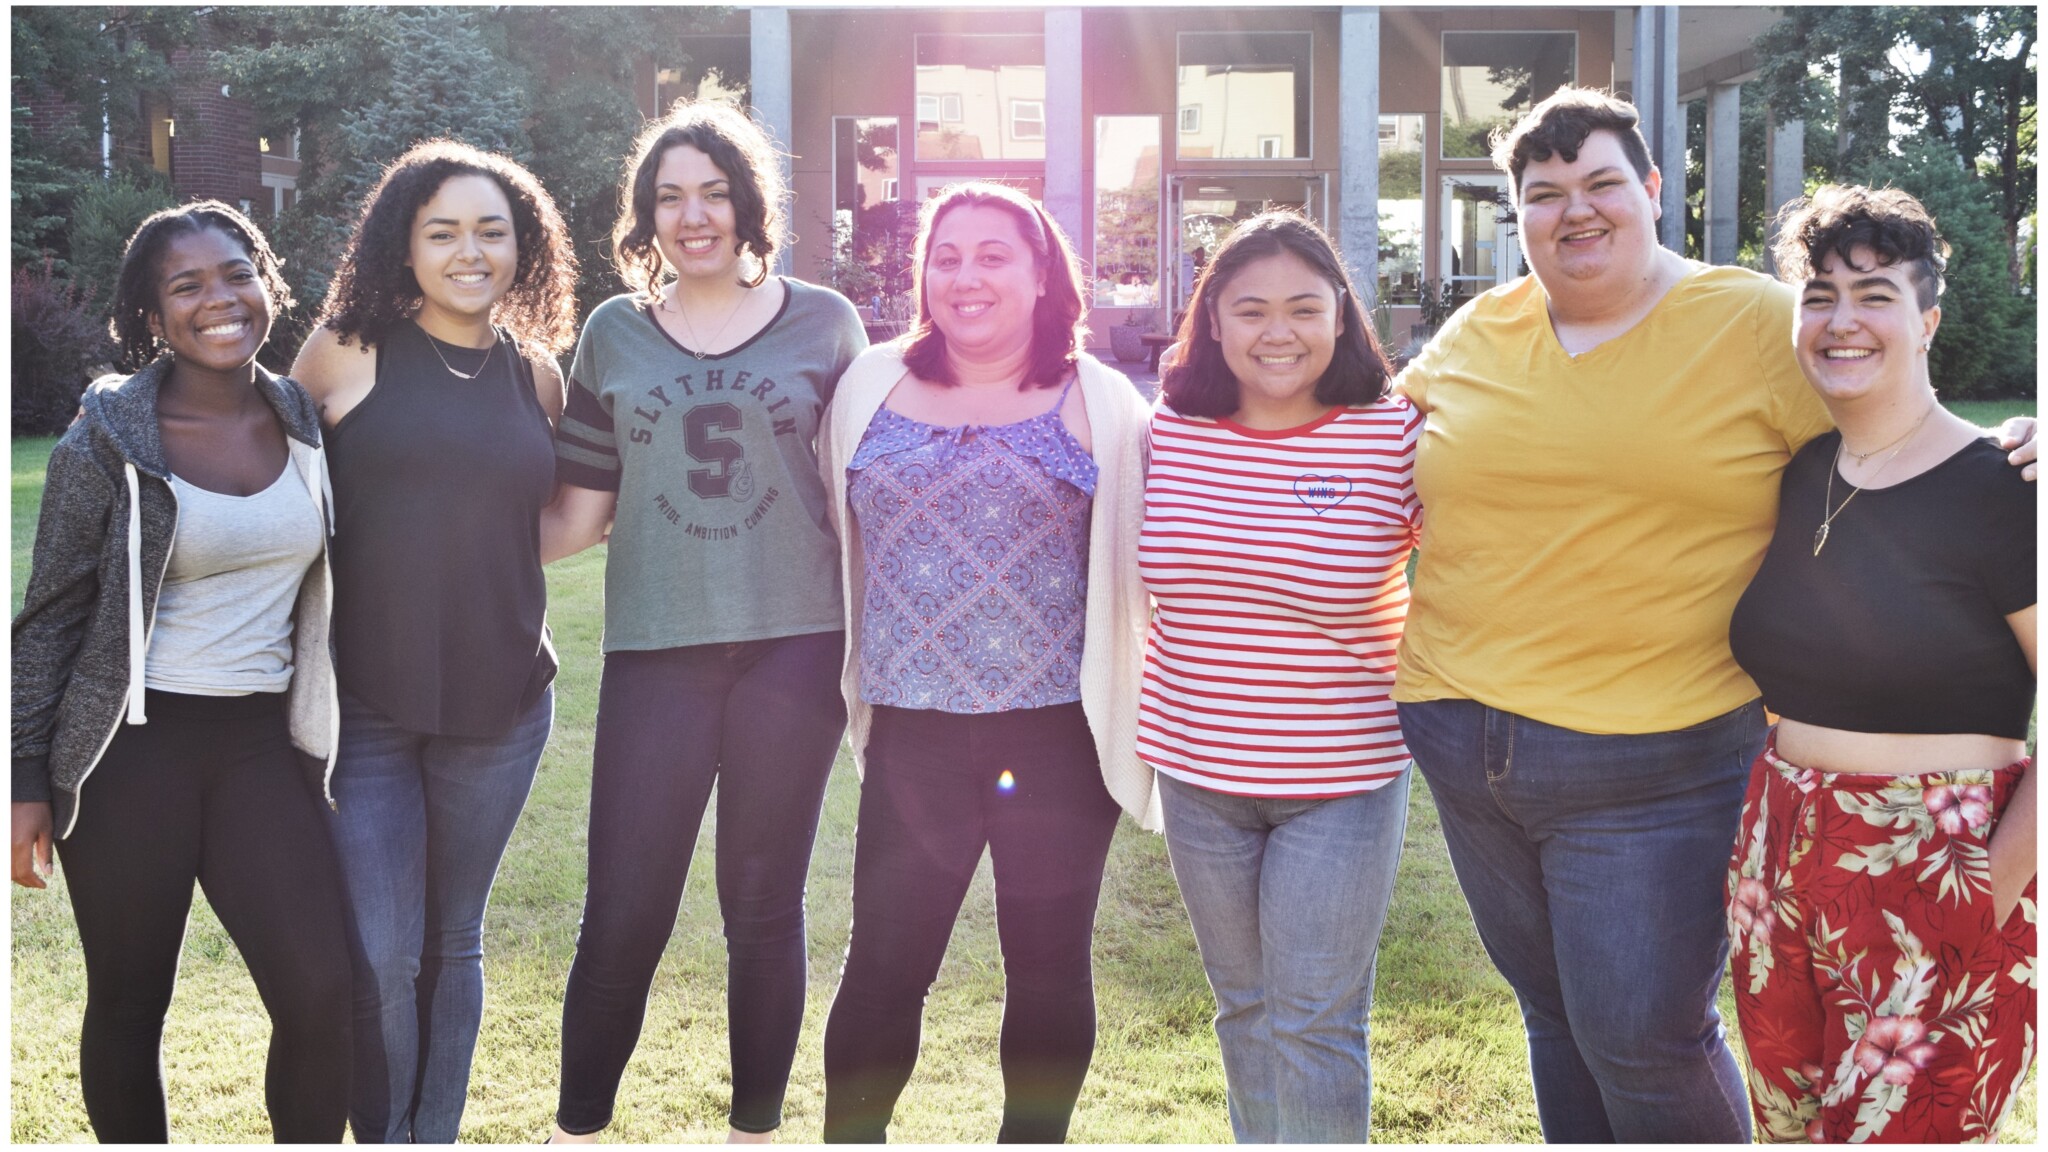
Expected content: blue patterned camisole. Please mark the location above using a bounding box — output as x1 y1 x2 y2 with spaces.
846 380 1098 713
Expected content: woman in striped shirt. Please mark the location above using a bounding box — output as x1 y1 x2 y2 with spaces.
1141 212 1419 1142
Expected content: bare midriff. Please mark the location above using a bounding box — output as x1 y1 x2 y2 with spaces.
1774 717 2027 776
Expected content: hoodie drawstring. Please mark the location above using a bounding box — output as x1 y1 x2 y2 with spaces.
124 462 148 725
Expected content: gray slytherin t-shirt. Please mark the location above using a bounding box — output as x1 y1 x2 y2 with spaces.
555 279 868 650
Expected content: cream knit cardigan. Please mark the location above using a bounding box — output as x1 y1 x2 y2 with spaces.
819 344 1162 831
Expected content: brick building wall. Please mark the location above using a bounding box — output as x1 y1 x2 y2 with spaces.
164 46 263 210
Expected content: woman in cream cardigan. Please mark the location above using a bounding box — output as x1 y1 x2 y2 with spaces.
815 181 1153 1143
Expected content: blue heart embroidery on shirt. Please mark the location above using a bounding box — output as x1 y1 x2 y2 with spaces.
1293 474 1352 515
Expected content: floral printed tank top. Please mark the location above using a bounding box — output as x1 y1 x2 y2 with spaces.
847 378 1097 713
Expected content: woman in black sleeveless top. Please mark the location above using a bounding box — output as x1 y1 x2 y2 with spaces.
290 141 578 1144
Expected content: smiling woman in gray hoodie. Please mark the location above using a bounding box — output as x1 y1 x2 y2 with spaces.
9 201 351 1143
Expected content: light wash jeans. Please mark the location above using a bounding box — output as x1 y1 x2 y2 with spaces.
1159 770 1411 1144
326 686 552 1143
1396 697 1761 1143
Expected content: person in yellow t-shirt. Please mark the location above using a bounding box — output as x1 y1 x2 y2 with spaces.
1388 87 2038 1143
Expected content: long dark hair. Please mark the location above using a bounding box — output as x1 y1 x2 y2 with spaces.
110 200 294 371
317 140 578 355
899 181 1087 390
612 100 787 296
1161 211 1388 418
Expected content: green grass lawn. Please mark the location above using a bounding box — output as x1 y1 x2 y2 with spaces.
8 399 2037 1142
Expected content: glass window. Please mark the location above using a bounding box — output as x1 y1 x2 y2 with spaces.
1440 31 1575 159
1176 31 1311 160
1092 116 1162 308
1011 100 1045 141
1377 114 1425 305
828 117 916 323
914 34 1046 161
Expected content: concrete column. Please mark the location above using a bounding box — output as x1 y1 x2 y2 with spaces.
1705 82 1741 265
1043 8 1086 259
1763 111 1806 275
1338 7 1382 304
1631 6 1685 251
749 7 794 274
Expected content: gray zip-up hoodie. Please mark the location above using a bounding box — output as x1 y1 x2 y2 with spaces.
10 356 339 839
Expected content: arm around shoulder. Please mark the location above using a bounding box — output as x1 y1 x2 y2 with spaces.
290 325 378 427
529 352 567 426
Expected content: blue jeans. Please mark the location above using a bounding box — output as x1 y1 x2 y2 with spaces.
327 686 553 1143
1396 697 1762 1143
1159 771 1410 1144
558 632 847 1136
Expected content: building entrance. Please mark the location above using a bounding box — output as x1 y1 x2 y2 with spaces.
1168 173 1327 310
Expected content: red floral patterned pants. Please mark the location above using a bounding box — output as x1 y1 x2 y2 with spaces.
1727 739 2037 1143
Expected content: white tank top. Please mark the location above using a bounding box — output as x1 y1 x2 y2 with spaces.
144 464 323 696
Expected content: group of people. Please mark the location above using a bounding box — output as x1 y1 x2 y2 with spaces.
10 85 2038 1145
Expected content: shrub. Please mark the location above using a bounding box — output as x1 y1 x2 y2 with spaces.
1855 142 2037 399
67 172 177 319
12 256 114 436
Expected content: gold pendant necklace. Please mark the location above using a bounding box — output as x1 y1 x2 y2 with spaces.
1813 402 1935 556
425 326 497 380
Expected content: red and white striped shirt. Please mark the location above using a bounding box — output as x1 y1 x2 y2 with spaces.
1139 400 1423 798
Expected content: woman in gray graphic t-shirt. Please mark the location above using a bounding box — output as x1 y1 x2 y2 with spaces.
542 100 867 1144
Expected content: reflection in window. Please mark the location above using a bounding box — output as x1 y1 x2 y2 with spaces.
1441 31 1575 159
1176 31 1311 160
828 117 915 322
1377 114 1425 305
658 34 752 109
914 34 1046 161
1011 100 1045 141
1092 116 1162 308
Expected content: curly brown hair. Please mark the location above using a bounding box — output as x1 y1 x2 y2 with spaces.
318 140 578 354
900 181 1086 391
1771 184 1948 310
110 200 294 371
612 100 788 297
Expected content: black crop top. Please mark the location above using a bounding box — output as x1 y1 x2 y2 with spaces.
1729 433 2036 738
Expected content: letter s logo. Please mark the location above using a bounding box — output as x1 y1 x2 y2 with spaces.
685 403 745 499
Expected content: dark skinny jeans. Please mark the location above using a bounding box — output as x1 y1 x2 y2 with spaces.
555 632 846 1135
822 702 1122 1143
53 690 353 1142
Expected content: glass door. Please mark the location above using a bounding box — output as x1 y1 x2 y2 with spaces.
1439 173 1521 306
1169 173 1326 311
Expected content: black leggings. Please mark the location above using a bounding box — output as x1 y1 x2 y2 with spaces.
53 690 352 1143
556 632 847 1135
822 703 1122 1143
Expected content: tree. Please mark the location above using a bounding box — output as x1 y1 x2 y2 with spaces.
1755 6 2037 290
11 7 193 266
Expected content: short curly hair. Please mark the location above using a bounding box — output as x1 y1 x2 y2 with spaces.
319 140 579 354
1491 86 1654 200
612 99 789 297
110 199 294 371
1771 184 1948 310
900 181 1087 391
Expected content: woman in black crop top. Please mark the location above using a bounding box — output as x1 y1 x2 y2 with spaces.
1724 186 2036 1143
289 142 579 1143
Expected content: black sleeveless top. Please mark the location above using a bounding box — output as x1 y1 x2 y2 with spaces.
326 320 557 737
1729 433 2036 739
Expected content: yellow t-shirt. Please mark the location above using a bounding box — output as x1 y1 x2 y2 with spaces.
1392 264 1833 734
